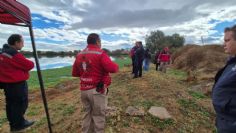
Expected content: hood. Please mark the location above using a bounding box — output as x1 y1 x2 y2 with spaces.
1 44 17 56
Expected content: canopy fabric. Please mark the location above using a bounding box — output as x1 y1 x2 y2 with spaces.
0 0 31 26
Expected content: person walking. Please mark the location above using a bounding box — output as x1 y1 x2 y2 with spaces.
72 33 119 133
212 25 236 133
0 34 35 131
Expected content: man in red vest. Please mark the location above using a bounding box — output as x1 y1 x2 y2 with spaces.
72 33 119 133
158 47 171 73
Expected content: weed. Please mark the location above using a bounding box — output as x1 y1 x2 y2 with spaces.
35 117 47 127
167 69 187 80
62 105 76 116
133 117 142 123
123 121 130 127
188 91 206 99
146 114 174 129
0 114 7 127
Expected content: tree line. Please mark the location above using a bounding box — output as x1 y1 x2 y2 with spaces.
145 30 185 53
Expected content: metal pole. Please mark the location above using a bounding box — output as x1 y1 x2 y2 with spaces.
29 25 53 133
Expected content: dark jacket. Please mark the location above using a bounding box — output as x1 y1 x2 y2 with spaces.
144 49 151 60
134 46 144 63
212 57 236 121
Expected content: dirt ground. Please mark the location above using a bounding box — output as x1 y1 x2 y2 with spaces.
0 64 216 133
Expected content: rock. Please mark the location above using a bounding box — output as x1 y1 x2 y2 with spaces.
148 106 171 120
125 106 145 116
55 84 66 90
190 82 213 96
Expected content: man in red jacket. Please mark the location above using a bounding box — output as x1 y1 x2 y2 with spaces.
158 47 171 73
72 33 119 133
0 34 35 131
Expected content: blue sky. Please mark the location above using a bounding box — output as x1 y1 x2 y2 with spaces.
1 0 236 51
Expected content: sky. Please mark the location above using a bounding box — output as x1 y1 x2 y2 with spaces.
1 0 236 51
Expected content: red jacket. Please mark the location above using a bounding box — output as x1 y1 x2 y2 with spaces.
72 44 119 90
0 52 34 83
159 52 171 62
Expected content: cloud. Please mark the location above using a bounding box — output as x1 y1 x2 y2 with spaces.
1 0 236 51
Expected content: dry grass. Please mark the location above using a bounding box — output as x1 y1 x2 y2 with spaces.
172 44 227 81
0 65 216 133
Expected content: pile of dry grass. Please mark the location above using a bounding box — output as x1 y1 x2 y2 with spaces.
172 44 228 75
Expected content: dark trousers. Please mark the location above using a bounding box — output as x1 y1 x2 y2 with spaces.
132 56 135 73
156 62 160 71
134 60 143 77
216 116 236 133
3 81 28 128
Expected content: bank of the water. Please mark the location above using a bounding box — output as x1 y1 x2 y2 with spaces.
28 57 131 90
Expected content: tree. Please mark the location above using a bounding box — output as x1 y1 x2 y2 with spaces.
171 33 185 48
145 30 185 53
145 30 165 53
102 48 111 55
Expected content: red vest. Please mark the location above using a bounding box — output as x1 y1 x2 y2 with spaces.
159 53 171 62
72 44 119 90
0 52 34 83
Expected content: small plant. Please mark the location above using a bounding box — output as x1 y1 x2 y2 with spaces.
123 121 130 127
0 114 7 127
62 105 76 116
188 91 206 99
133 117 142 123
146 114 174 129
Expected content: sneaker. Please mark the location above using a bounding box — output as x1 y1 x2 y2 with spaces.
11 120 35 132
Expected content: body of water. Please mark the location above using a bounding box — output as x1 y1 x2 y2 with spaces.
29 56 116 71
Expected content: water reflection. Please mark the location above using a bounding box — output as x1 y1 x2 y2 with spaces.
29 56 116 71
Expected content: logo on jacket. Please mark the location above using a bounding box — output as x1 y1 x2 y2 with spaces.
80 56 91 72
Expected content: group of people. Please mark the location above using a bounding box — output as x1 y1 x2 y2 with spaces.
130 42 171 77
1 23 236 132
0 33 118 132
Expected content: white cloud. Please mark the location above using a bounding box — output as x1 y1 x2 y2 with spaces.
1 0 236 51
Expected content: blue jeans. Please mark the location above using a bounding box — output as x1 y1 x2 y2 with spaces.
3 81 28 128
143 59 150 71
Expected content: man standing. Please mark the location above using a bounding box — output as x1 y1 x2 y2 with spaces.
72 33 119 133
212 25 236 133
158 47 171 73
130 42 138 74
0 34 35 131
133 41 144 78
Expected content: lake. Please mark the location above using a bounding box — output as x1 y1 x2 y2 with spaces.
29 56 116 71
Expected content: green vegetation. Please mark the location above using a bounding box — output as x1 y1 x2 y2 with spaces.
28 66 73 90
145 30 185 53
113 56 131 68
188 90 206 99
0 114 7 127
167 68 187 80
28 56 131 90
146 114 175 129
